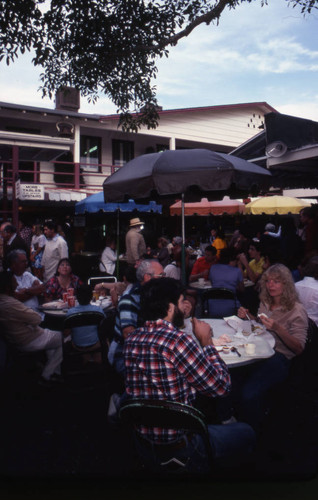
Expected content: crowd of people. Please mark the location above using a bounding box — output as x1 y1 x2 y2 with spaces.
1 206 318 473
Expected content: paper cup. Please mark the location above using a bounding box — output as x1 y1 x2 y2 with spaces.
67 296 75 308
67 288 74 296
245 343 256 355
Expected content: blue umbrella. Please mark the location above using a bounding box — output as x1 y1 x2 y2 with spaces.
75 192 162 279
75 191 162 214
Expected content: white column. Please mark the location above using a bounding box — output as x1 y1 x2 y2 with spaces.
169 137 176 150
73 124 80 162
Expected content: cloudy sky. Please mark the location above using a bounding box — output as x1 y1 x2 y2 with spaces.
1 0 318 121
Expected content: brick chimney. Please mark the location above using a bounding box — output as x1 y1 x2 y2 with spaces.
55 87 80 111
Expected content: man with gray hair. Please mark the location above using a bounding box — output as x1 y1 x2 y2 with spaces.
108 259 164 377
7 249 44 313
295 256 318 327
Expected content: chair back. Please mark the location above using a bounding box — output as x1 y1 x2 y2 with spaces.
119 398 213 467
63 311 105 329
88 276 117 286
201 287 238 318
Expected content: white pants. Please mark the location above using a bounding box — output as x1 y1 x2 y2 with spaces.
22 329 63 380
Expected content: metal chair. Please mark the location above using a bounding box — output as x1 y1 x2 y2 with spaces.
201 287 238 318
87 276 117 286
119 398 213 474
62 311 107 383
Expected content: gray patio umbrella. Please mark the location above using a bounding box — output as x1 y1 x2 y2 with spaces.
103 149 272 282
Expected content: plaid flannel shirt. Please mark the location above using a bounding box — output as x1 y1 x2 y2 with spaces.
124 318 231 443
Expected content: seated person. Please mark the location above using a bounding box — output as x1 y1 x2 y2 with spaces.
123 278 255 473
164 246 182 281
237 241 264 284
0 270 63 386
208 248 244 318
93 265 137 308
65 284 105 363
236 263 308 430
8 249 45 313
189 245 217 283
44 258 83 302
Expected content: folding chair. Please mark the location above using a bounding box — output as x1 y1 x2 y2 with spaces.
87 276 117 287
119 398 213 474
201 287 238 318
62 311 107 386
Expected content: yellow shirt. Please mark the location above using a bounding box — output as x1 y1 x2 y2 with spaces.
212 237 227 258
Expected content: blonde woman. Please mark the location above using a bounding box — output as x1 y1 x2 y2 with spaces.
236 264 308 430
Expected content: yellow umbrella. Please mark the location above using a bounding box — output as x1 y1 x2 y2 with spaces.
245 195 311 215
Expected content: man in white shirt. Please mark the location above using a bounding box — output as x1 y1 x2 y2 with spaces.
8 249 44 313
99 237 117 275
41 220 68 281
295 256 318 327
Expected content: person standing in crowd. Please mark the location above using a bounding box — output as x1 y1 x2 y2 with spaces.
125 218 146 266
99 236 117 275
1 224 30 270
295 256 318 327
297 207 318 257
41 220 69 282
18 220 33 249
30 224 46 280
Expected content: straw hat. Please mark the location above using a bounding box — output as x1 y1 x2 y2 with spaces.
129 217 144 227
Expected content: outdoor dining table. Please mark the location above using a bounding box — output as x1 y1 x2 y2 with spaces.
40 298 115 330
183 317 275 368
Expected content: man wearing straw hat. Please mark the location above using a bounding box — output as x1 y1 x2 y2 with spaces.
125 218 147 266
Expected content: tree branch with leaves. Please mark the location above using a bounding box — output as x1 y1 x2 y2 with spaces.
0 0 317 130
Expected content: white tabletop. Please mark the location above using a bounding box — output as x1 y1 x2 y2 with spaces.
40 298 113 316
190 280 212 290
183 318 275 368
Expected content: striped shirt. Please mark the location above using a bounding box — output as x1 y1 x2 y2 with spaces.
124 318 231 443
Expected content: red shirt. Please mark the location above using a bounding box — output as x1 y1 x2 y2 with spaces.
190 256 212 277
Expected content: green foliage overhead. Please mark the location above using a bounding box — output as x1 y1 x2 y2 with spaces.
0 0 317 130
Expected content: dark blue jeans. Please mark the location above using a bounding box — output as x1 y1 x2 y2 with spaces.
236 351 291 430
134 422 256 474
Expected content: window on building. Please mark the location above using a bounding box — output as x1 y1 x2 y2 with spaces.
80 135 101 172
156 144 169 152
112 139 134 166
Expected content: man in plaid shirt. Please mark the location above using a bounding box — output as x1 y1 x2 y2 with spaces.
124 278 255 472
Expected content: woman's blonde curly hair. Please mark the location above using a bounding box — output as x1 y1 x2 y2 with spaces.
259 263 298 311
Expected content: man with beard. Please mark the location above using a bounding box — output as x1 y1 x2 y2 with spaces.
123 278 255 473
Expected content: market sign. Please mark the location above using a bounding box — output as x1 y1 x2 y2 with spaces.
18 184 45 200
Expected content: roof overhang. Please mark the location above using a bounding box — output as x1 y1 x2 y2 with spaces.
0 130 74 161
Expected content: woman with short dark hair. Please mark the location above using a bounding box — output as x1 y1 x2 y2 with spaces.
44 258 82 301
